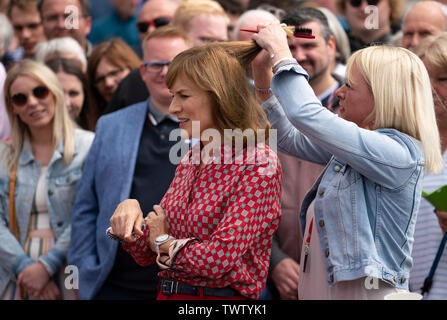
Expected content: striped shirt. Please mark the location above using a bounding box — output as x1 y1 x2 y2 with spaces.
409 150 447 299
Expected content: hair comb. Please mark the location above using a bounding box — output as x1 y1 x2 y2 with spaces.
240 26 315 39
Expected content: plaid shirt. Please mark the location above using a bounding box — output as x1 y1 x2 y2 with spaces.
123 143 282 299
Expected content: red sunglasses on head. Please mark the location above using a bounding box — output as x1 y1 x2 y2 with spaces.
137 16 172 33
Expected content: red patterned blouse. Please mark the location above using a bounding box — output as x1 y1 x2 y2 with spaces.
122 143 282 299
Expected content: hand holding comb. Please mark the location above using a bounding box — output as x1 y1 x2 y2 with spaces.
240 25 315 39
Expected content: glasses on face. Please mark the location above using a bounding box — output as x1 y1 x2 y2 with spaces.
95 68 127 86
143 61 170 74
349 0 380 7
11 85 50 106
137 16 172 33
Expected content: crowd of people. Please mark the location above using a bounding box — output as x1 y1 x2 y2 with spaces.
0 0 446 301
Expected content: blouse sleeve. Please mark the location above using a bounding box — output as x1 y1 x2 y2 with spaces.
160 150 282 279
121 227 156 267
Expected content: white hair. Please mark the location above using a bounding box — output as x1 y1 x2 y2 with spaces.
232 9 279 41
0 13 13 53
34 37 87 72
318 7 351 65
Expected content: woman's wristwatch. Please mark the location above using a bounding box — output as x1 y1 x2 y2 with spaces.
155 234 174 255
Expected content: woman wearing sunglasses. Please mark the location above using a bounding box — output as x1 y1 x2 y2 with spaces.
0 60 94 299
336 0 404 52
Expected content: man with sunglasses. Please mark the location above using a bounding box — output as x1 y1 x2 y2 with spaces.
103 0 178 114
7 0 47 58
88 0 143 56
68 26 192 300
336 0 403 52
401 1 447 50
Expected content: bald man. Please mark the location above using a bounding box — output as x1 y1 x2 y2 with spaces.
402 1 447 49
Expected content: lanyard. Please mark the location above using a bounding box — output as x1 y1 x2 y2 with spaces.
302 217 314 273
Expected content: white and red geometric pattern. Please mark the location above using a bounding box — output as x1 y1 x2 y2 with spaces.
123 143 282 299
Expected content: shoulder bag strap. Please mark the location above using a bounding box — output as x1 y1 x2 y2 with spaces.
9 163 19 240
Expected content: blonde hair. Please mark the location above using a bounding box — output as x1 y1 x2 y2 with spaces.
165 42 270 144
2 59 75 175
172 0 229 31
413 32 447 72
346 45 443 173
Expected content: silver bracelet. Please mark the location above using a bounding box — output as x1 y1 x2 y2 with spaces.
254 85 272 94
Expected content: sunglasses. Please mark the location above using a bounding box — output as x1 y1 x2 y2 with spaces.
137 16 172 33
11 85 50 106
349 0 380 7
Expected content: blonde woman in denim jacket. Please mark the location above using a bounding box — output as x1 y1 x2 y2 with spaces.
251 23 444 299
0 60 94 300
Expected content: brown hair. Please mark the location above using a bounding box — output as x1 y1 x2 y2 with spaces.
38 0 90 17
7 0 40 17
46 57 97 131
87 38 141 113
165 41 270 145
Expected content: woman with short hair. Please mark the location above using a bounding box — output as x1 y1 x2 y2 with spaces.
108 43 282 300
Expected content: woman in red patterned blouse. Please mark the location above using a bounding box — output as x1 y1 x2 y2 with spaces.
109 43 282 300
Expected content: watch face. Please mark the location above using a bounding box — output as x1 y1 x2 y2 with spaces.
156 234 169 243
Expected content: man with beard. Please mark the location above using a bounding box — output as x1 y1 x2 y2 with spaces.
281 7 342 107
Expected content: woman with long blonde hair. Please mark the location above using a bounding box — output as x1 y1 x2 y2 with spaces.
0 60 94 299
250 22 442 299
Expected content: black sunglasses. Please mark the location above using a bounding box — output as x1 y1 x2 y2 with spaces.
137 16 171 33
349 0 380 7
11 85 49 106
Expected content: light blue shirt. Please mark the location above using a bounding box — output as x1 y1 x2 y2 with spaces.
262 62 425 289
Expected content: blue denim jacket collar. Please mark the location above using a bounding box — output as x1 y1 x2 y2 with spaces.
18 133 79 167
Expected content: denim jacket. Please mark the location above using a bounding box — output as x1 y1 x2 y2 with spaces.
262 63 425 289
0 128 94 294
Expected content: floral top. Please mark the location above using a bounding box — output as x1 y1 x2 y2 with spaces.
123 142 282 299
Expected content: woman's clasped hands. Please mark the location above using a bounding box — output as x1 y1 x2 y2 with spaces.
110 200 169 251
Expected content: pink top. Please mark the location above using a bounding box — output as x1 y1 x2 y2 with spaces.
0 63 10 142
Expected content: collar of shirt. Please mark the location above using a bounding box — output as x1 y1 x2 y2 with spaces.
318 81 339 105
147 99 179 126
